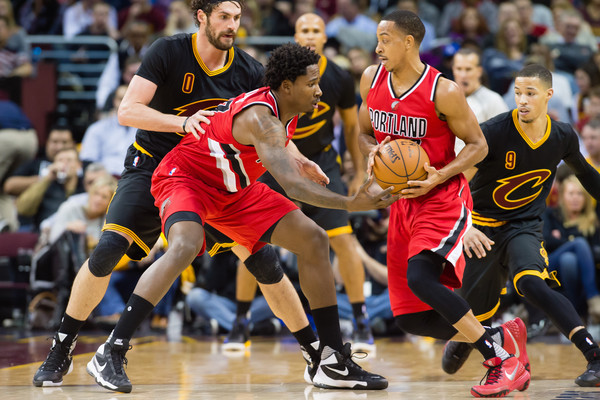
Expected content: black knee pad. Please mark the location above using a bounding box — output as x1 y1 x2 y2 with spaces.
88 231 131 277
245 245 284 284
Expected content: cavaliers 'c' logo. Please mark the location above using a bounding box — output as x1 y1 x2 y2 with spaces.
492 169 552 210
173 99 227 135
293 102 331 139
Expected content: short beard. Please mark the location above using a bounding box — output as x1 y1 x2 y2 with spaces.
205 19 234 51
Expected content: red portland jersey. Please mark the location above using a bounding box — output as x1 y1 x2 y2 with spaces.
366 64 455 170
169 87 297 192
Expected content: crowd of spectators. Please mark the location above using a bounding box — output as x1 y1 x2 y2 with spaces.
3 0 600 341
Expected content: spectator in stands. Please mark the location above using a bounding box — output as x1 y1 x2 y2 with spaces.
117 19 151 71
448 6 489 48
254 0 294 37
0 0 28 52
0 16 32 78
18 0 62 35
542 175 600 323
78 1 120 40
481 17 527 94
4 127 83 231
326 0 378 51
63 0 117 39
513 0 553 40
438 0 497 38
347 46 373 100
451 47 508 154
0 100 37 232
583 117 600 173
577 86 600 133
163 0 196 37
80 85 136 176
14 146 85 232
540 8 597 74
574 62 600 126
580 0 600 37
96 54 141 112
117 0 165 35
4 126 75 197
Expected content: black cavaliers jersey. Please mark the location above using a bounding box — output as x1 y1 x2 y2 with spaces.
134 33 264 163
293 56 355 157
471 110 598 223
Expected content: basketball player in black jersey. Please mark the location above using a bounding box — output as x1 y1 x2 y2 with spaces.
33 0 380 393
224 12 377 353
441 64 600 387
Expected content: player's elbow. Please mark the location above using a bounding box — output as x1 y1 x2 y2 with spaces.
117 102 133 126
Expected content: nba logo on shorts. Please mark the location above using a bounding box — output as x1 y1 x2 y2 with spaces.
133 156 139 167
169 168 177 175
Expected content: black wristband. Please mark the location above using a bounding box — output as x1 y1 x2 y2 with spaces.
182 116 190 133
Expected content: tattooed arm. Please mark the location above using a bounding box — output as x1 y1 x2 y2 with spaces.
232 106 397 212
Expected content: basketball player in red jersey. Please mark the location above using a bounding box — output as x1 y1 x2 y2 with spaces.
358 11 530 397
33 0 352 393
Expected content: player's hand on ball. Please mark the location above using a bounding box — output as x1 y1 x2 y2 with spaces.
463 226 494 259
348 175 399 212
186 109 215 139
366 136 391 177
399 162 439 198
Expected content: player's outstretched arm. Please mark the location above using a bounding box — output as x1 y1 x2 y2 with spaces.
235 106 397 212
118 75 214 136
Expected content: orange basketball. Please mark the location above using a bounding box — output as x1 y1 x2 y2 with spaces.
373 139 429 194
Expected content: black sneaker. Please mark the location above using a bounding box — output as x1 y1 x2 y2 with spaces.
32 333 77 387
441 340 473 374
86 338 132 393
352 315 375 353
300 340 320 384
575 359 600 387
312 343 388 389
223 316 250 351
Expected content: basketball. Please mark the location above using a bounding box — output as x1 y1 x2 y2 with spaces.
373 139 429 194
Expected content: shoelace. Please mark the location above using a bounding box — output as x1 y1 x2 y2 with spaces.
479 364 502 385
42 338 71 371
111 345 132 375
340 343 368 371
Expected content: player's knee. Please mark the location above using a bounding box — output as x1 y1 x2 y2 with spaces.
515 274 547 303
244 245 284 285
88 231 131 277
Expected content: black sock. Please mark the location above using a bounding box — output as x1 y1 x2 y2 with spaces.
58 314 85 339
112 294 154 341
485 326 503 346
311 305 343 352
474 332 509 361
292 324 317 350
351 302 366 319
236 301 252 318
572 329 600 361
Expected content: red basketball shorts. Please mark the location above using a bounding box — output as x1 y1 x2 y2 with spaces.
387 175 472 316
152 157 298 255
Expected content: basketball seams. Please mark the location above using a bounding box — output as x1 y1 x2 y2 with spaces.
373 138 429 194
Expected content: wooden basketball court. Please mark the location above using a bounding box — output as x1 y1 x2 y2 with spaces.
1 332 600 399
1 44 589 399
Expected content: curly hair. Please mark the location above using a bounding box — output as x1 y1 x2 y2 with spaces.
264 43 320 90
189 0 244 26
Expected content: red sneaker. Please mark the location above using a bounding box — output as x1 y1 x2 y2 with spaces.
500 318 530 373
471 356 530 398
